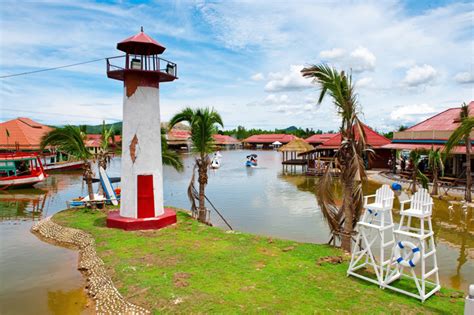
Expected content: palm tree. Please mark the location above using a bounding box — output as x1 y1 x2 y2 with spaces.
168 107 223 223
445 103 473 202
301 64 367 252
161 128 183 172
409 149 428 193
98 121 114 171
428 148 444 195
41 126 95 205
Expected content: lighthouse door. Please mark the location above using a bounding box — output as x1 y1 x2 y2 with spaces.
137 175 155 218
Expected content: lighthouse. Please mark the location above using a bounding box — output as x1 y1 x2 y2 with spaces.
106 28 177 230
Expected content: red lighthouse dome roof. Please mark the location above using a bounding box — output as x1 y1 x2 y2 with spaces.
117 28 166 55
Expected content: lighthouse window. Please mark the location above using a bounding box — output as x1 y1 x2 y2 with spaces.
131 58 142 70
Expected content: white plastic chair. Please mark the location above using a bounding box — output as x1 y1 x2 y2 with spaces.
399 188 433 218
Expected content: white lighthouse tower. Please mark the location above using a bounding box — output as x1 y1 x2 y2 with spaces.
106 28 177 230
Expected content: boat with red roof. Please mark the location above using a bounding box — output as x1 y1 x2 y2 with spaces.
0 152 47 189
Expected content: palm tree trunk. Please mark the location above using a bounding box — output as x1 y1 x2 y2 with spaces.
197 157 208 223
411 165 418 193
466 135 472 202
84 161 95 209
431 166 439 195
341 178 354 252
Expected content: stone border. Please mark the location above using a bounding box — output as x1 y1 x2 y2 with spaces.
31 217 149 314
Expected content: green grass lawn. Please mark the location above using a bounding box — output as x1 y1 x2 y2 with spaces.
53 208 464 314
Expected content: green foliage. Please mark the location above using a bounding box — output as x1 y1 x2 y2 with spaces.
428 148 444 177
168 107 223 156
100 121 115 151
221 125 328 140
40 125 91 160
409 149 429 190
52 209 465 313
445 104 473 156
301 64 368 252
161 128 183 172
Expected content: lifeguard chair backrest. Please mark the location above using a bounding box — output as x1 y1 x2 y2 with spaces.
375 184 394 209
410 188 432 214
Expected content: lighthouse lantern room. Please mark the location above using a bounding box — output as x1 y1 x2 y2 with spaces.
106 28 177 230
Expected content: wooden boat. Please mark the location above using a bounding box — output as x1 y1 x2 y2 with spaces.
43 160 84 171
41 153 84 171
0 152 47 189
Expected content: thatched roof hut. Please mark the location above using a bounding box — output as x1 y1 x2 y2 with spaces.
278 138 314 165
278 138 313 153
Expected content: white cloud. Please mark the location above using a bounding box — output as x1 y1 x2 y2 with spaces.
247 94 289 107
355 77 373 88
454 71 474 84
402 64 437 87
264 65 313 92
390 104 438 122
251 72 264 81
319 48 345 60
349 46 376 72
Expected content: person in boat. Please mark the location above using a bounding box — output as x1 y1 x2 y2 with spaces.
246 154 258 166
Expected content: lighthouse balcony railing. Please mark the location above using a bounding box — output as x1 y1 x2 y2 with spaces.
106 54 177 78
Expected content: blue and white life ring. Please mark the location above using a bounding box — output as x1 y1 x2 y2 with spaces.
367 209 378 217
394 241 421 268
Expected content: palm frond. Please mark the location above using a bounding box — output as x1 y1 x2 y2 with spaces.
40 125 91 160
302 64 367 251
161 130 183 172
445 116 474 155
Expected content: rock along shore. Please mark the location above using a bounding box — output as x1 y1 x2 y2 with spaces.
31 216 149 315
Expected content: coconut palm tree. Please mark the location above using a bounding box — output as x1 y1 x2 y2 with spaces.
409 149 428 193
41 126 95 206
161 128 183 172
445 103 473 202
97 121 115 171
428 148 444 195
168 107 223 223
301 64 367 252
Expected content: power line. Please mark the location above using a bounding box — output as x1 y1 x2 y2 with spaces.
0 57 107 79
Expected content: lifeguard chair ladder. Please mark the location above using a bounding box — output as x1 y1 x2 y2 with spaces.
384 188 440 301
348 184 395 286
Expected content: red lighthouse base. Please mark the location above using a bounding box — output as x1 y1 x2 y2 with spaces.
106 208 177 231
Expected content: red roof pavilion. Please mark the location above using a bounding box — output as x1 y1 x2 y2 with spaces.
242 134 297 145
318 124 391 149
213 134 241 145
305 133 336 146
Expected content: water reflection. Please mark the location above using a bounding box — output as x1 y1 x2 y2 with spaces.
0 170 90 315
48 288 91 315
0 189 47 221
280 167 474 292
0 149 472 315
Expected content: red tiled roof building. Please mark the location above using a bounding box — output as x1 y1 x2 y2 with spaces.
242 134 297 148
0 117 53 151
305 133 336 146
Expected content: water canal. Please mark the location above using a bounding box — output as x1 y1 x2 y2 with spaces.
0 150 472 313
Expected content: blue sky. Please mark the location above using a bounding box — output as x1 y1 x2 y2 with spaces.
0 0 473 131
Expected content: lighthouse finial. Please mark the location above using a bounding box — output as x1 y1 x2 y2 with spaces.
141 26 144 32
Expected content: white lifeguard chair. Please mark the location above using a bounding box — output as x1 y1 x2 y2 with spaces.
384 188 440 301
348 184 395 286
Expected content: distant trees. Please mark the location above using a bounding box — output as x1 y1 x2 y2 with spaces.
220 125 327 140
